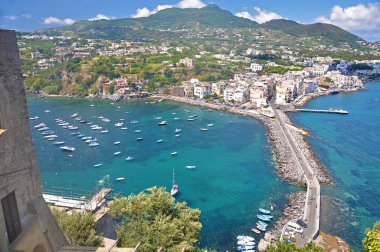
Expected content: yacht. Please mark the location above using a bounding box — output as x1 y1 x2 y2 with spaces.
174 129 181 133
125 156 134 161
114 141 121 145
115 122 123 127
93 163 103 167
187 118 194 121
251 228 261 234
185 166 196 169
158 121 167 126
136 137 143 141
134 130 142 133
156 139 164 143
30 116 39 120
170 169 178 196
121 127 128 130
116 177 125 181
60 146 75 152
114 151 121 156
207 124 214 127
175 134 181 138
100 129 109 134
154 116 162 120
53 141 65 145
200 128 208 131
171 152 178 155
43 135 58 139
70 113 78 117
89 142 99 147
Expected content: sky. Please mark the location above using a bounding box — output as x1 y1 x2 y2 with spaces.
1 0 380 41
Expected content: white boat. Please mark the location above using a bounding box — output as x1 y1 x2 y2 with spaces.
92 126 102 130
82 136 92 140
115 122 123 127
171 152 178 155
130 120 138 124
174 128 181 133
44 110 50 113
100 129 109 134
93 163 103 167
259 208 271 214
158 121 167 126
156 139 164 143
114 151 121 156
102 118 110 122
116 177 125 181
207 124 214 127
86 138 97 143
136 137 143 141
89 142 99 147
125 156 134 161
60 146 75 152
170 169 178 196
70 113 78 117
114 141 121 145
44 135 58 139
38 127 49 131
30 116 39 120
68 126 79 130
187 118 194 121
174 117 180 120
121 127 128 130
175 134 181 137
200 128 208 131
172 112 176 115
154 116 162 120
53 141 65 145
251 228 261 234
185 166 196 169
237 240 255 246
71 132 80 135
237 236 255 242
134 130 142 133
184 110 190 113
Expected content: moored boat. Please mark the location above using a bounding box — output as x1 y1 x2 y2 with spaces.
116 177 125 181
53 141 65 145
170 169 178 196
259 208 271 214
93 163 103 167
200 128 208 131
251 228 261 234
125 156 134 161
136 137 143 141
171 152 177 155
185 166 196 169
156 139 164 143
60 146 75 152
114 151 121 156
114 141 121 145
158 121 167 126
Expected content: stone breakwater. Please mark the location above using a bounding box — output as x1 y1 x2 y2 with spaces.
158 95 332 185
257 192 306 251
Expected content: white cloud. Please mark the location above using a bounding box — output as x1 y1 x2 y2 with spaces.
315 3 380 31
131 0 205 18
89 14 115 21
236 7 283 24
43 16 76 25
5 15 18 20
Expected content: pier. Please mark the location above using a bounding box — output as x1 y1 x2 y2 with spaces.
295 108 348 114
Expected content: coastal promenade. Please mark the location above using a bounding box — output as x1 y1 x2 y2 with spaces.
272 106 321 246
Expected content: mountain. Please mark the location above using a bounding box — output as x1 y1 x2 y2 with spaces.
261 19 362 44
36 4 364 46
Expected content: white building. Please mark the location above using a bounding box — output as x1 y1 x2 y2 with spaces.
250 63 263 72
179 58 195 68
194 85 211 99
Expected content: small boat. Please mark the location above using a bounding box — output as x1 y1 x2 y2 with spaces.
170 169 178 196
207 124 214 127
68 126 79 130
136 137 143 141
125 156 134 161
257 215 271 222
256 225 266 232
41 130 55 135
70 113 78 117
185 166 196 169
34 123 46 128
237 245 255 251
115 122 123 127
130 120 138 124
85 138 97 143
100 129 109 134
154 116 162 120
171 152 178 155
53 141 65 145
174 117 180 120
77 134 85 138
60 146 75 152
184 110 190 113
257 220 268 227
114 151 121 156
90 104 94 107
200 128 208 131
158 121 167 126
156 139 164 143
251 228 261 234
92 126 102 130
82 136 92 140
102 118 110 122
38 127 49 131
71 132 80 135
259 208 271 214
121 127 128 130
237 240 255 246
44 110 51 113
44 135 58 139
237 236 255 242
116 177 125 181
175 134 181 137
93 163 103 167
174 128 181 133
89 142 99 147
187 118 194 121
30 116 39 120
80 120 87 123
172 112 176 115
134 130 142 133
114 141 121 145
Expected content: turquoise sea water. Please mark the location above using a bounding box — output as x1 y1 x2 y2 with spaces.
289 82 380 251
27 97 293 250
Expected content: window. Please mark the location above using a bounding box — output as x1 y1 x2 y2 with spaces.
1 191 22 243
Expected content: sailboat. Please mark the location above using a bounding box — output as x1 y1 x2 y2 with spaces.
170 169 178 196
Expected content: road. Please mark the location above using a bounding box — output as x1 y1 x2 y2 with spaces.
272 105 321 246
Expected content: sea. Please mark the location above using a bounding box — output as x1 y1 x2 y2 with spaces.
289 82 380 251
27 96 295 250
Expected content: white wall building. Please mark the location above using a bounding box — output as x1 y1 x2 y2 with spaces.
250 63 263 72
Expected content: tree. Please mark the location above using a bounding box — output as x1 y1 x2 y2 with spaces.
109 187 202 251
108 83 115 95
363 221 380 252
51 208 103 247
266 241 324 252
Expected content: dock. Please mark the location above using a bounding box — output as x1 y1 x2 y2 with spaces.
295 109 348 114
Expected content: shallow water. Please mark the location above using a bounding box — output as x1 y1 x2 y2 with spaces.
27 97 294 250
289 83 380 251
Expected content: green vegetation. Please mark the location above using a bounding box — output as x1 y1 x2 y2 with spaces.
325 77 333 83
363 220 380 252
264 66 303 75
51 208 103 247
109 187 202 251
266 241 324 252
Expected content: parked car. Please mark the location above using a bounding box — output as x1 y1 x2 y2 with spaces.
296 219 308 228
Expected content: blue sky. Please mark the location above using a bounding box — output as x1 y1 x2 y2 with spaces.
1 0 380 41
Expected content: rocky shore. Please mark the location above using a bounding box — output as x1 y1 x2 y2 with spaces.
257 191 306 251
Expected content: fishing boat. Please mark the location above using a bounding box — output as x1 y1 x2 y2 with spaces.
60 146 75 152
130 120 138 124
53 141 65 145
174 128 181 133
114 141 121 145
116 177 125 181
134 130 142 133
170 169 178 196
30 116 39 120
185 166 196 169
156 139 164 143
114 151 121 156
158 121 167 126
237 236 255 242
200 128 208 131
257 215 272 222
136 137 143 141
207 124 214 127
259 208 271 214
125 156 134 161
171 152 178 155
93 163 103 167
89 142 99 147
251 228 261 234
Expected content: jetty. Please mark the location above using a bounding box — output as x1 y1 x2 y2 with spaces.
295 108 348 114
